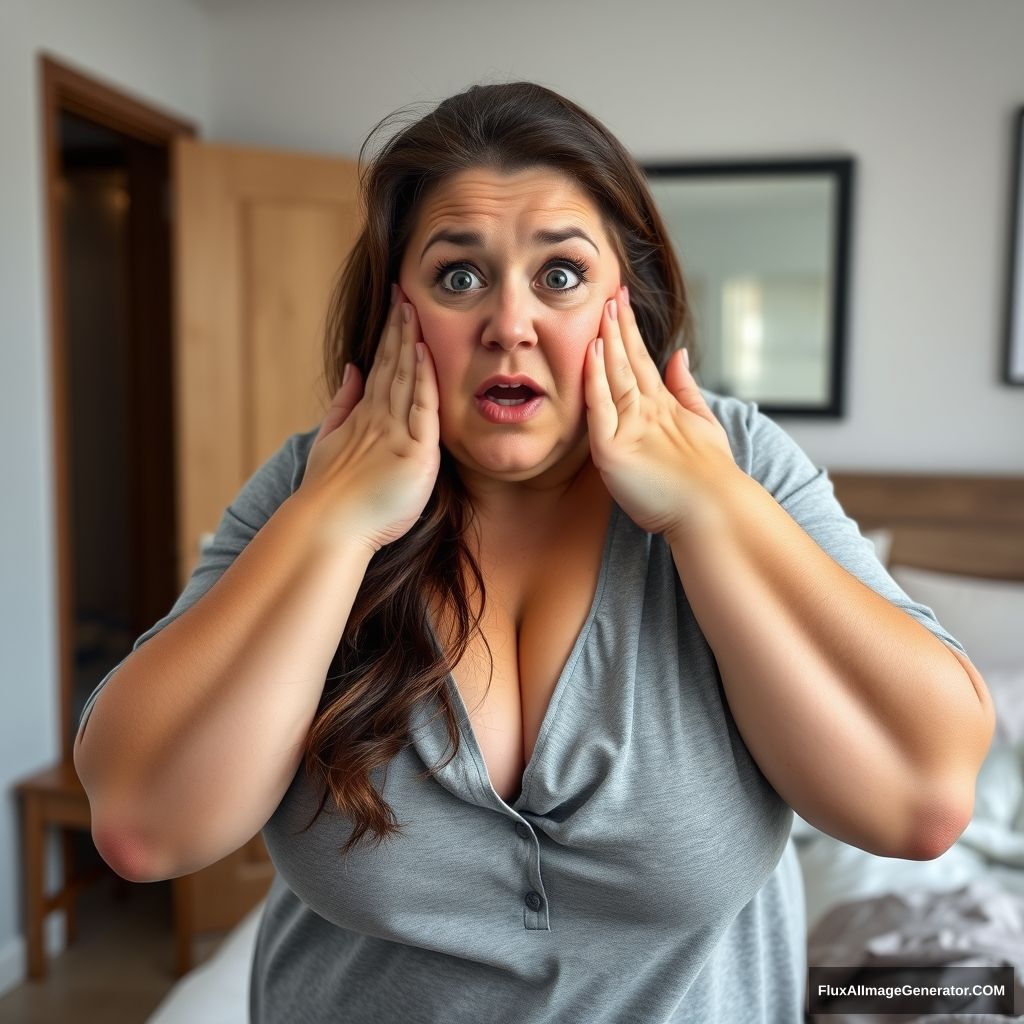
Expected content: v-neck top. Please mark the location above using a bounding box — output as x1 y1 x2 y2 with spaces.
77 390 968 1024
425 496 620 812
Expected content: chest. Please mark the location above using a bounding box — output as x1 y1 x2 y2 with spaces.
428 505 611 805
266 516 797 957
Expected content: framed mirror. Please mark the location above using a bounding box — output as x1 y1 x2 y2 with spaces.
644 158 854 417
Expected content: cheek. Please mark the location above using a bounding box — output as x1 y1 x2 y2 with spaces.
553 318 600 371
413 315 475 408
415 311 466 378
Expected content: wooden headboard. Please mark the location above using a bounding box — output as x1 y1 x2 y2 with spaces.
829 472 1024 582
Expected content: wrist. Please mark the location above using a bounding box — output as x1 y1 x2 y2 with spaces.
283 491 379 565
662 464 751 551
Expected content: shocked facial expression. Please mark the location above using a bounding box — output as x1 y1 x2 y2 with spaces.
398 166 622 485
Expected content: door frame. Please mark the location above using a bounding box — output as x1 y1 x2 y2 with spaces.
39 54 197 761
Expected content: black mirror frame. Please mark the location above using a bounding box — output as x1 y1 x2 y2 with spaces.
1003 107 1024 386
642 157 855 419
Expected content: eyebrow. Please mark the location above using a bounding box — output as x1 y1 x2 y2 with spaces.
419 226 600 261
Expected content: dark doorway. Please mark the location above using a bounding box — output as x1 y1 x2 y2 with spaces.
41 55 195 765
35 57 195 942
58 111 178 741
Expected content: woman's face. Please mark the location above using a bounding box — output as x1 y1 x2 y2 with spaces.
398 166 622 490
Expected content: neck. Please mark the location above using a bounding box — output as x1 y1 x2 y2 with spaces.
456 433 600 541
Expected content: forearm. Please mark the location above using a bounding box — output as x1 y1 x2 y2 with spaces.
666 468 996 860
75 492 374 881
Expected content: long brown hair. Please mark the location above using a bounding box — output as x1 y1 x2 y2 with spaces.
299 80 695 855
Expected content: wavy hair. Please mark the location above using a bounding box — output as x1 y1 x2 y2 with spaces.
298 80 695 855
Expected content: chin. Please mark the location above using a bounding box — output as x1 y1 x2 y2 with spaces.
451 442 553 476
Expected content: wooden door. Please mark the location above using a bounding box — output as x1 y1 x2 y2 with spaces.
171 139 362 973
174 138 362 587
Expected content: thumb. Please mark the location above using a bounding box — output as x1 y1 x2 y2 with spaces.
665 348 716 424
315 363 362 443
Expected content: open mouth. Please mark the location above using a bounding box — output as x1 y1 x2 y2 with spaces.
482 383 538 406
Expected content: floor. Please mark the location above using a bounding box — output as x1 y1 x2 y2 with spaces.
0 871 226 1024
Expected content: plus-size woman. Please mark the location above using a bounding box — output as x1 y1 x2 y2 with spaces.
75 81 994 1023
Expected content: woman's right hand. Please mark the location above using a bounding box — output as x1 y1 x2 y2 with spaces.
297 286 441 556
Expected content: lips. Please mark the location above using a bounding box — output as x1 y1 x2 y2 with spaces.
474 373 546 398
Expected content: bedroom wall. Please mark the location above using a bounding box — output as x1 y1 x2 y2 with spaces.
0 0 210 995
2 0 1023 998
197 0 1024 472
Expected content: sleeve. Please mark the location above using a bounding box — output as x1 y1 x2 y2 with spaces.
76 427 318 738
739 401 969 660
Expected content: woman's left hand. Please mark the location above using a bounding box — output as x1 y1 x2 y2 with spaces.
584 286 741 541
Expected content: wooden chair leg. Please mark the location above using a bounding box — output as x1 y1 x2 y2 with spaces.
111 868 131 901
173 874 194 978
22 796 46 980
61 829 77 945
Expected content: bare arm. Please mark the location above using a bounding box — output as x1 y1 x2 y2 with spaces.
74 491 374 882
665 469 996 861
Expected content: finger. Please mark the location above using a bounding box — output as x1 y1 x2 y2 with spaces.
315 368 362 444
390 301 419 420
366 290 403 408
408 342 440 449
584 335 617 447
601 298 642 422
616 288 662 396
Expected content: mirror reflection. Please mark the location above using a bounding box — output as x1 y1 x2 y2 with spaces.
645 160 853 417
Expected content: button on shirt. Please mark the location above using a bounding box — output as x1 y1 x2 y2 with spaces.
77 390 969 1024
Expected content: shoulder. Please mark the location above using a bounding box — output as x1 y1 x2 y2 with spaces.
221 425 321 530
697 387 824 505
289 425 321 491
697 387 764 476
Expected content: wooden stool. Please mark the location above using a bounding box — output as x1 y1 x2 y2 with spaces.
13 761 116 979
15 760 274 980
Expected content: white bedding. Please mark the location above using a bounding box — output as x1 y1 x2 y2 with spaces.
146 901 263 1024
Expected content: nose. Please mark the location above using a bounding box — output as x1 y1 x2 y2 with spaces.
479 282 539 351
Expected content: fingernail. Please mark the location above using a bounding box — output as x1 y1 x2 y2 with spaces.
342 362 351 386
609 299 618 320
683 348 690 370
622 285 629 305
402 303 412 323
416 342 424 363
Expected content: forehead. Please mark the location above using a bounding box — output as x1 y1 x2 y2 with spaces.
407 167 609 246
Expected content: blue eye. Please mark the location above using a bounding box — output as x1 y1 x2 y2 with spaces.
435 265 479 293
430 255 592 295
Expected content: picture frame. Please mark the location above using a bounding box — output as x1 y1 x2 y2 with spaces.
643 157 854 417
1004 106 1024 385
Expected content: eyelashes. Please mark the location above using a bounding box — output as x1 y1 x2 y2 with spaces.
430 255 592 295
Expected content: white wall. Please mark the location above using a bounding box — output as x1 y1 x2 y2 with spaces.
199 0 1024 471
0 0 209 994
2 0 1024 997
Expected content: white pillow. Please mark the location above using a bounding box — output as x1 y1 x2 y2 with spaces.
889 564 1024 672
862 528 893 567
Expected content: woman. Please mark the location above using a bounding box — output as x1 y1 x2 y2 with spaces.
76 82 994 1023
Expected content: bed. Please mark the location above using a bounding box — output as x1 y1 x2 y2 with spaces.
146 471 1024 1024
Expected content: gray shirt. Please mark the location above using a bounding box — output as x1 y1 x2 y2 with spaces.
78 390 968 1024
